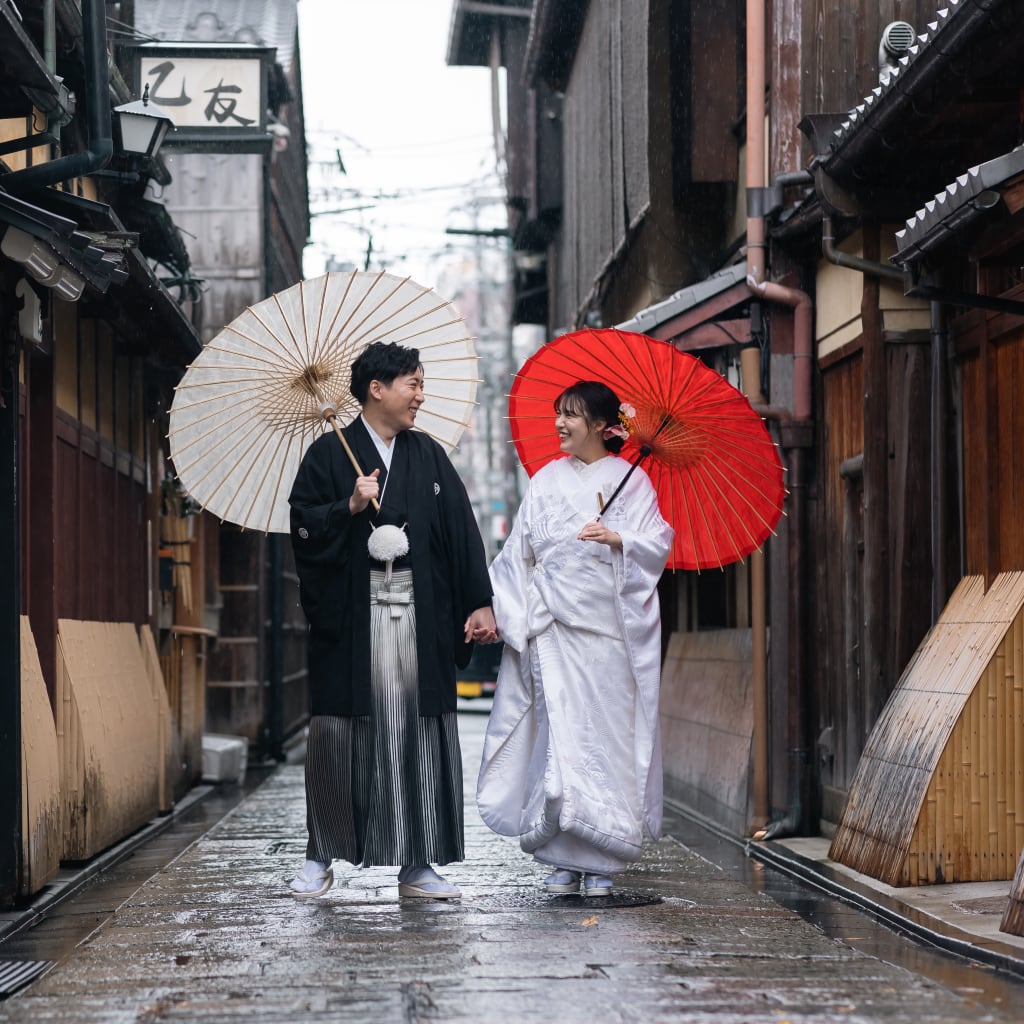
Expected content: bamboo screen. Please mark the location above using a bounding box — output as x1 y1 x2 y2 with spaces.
829 572 1024 886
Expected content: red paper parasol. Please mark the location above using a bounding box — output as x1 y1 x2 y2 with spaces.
508 327 785 570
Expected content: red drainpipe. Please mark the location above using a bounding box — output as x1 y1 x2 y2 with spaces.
744 0 813 837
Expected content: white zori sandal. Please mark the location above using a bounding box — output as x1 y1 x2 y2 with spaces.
289 860 333 898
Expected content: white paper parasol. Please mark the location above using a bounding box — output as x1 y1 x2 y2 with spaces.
167 270 479 533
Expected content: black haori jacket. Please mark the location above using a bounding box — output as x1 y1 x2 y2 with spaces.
288 418 493 717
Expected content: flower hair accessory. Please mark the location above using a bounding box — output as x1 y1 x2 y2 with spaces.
604 402 636 442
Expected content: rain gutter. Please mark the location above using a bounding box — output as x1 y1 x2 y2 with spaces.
822 216 905 283
823 0 1002 182
744 0 813 840
3 0 113 193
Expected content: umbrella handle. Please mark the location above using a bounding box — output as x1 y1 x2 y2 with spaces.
595 414 669 520
595 445 651 521
325 414 381 512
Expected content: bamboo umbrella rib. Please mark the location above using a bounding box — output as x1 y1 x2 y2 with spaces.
511 428 563 447
192 336 305 367
694 454 777 544
691 430 785 480
174 361 310 381
252 299 308 369
416 424 464 447
680 461 732 568
214 419 294 527
422 396 479 417
665 458 721 569
314 270 362 365
243 420 308 533
308 275 329 368
620 329 699 400
650 459 686 569
332 273 416 348
417 335 475 353
276 286 308 366
383 316 466 349
418 408 475 430
168 381 314 428
692 440 786 524
168 397 321 449
657 423 783 477
170 410 260 464
425 378 485 389
515 450 560 469
652 458 716 571
175 399 296 487
507 414 558 426
172 426 269 505
535 346 630 391
420 357 480 370
620 329 698 399
297 278 315 368
507 388 562 403
168 390 257 431
169 394 283 453
320 269 384 359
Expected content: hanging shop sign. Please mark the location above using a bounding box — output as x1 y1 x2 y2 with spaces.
123 43 273 149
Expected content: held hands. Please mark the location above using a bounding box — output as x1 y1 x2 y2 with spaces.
349 468 380 514
464 606 499 645
578 520 623 550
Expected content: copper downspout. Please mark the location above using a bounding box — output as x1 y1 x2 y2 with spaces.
744 0 813 834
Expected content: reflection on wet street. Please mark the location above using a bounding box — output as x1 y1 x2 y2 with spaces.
0 710 1022 1022
666 804 1023 1015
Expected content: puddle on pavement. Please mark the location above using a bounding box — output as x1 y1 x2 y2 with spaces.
470 890 662 911
664 806 1023 1014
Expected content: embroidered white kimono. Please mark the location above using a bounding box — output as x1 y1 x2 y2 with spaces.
477 454 673 874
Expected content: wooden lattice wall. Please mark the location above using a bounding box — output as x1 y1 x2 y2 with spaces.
829 572 1024 886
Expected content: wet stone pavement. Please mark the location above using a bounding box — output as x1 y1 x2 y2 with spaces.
1 712 1022 1023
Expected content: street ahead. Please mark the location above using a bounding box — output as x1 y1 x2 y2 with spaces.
0 712 1021 1023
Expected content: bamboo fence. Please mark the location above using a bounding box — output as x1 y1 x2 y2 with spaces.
829 572 1024 887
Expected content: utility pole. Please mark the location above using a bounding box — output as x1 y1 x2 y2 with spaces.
445 214 519 558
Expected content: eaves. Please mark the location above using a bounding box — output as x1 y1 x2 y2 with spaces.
823 0 1012 183
894 144 1024 266
0 0 64 115
615 263 750 348
523 0 588 90
446 1 533 68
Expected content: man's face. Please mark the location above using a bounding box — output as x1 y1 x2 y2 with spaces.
372 370 426 434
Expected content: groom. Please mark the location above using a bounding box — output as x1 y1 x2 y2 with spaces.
287 341 496 899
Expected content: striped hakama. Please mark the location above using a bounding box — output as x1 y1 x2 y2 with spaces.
304 569 464 867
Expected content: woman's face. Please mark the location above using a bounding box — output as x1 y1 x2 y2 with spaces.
555 399 607 462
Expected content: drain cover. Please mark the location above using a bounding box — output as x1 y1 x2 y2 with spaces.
0 959 52 999
476 889 662 911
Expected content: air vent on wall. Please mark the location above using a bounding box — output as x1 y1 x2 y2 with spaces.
879 21 916 84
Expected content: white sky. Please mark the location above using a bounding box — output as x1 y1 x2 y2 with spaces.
297 0 506 287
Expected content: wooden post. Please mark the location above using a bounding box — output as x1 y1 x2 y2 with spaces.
861 228 889 725
0 317 21 908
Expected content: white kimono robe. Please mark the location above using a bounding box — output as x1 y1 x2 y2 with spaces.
477 454 673 874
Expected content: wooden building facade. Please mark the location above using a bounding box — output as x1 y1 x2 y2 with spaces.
449 0 1024 928
1 0 207 905
127 0 311 756
1 0 310 908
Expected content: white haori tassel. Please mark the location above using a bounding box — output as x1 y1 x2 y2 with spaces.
368 523 409 583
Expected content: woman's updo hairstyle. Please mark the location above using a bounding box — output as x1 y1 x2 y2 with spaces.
555 380 627 454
